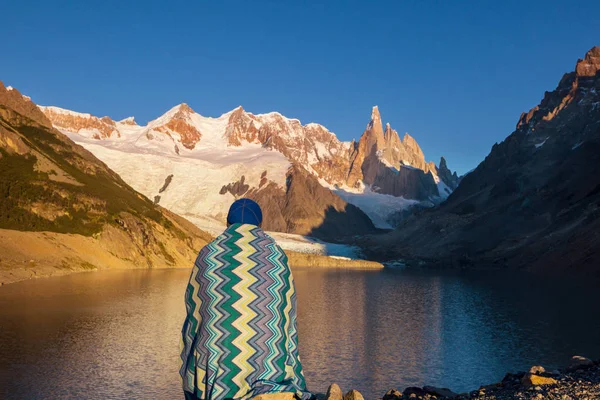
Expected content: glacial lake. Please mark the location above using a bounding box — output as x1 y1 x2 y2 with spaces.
1 267 599 399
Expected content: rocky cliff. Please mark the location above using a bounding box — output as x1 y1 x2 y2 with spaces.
364 46 600 275
347 106 459 199
246 166 378 240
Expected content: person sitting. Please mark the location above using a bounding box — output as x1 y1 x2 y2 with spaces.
180 198 312 400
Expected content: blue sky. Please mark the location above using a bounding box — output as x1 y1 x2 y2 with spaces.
1 1 599 174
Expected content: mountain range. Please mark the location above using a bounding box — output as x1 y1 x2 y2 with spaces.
38 99 459 238
364 46 600 274
3 46 599 277
0 84 383 285
0 82 213 284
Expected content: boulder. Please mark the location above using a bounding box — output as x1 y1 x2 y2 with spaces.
343 390 364 400
521 374 557 387
402 387 427 397
326 384 343 400
569 355 594 370
383 389 403 400
423 385 459 398
479 383 501 391
529 365 546 374
502 372 525 384
252 392 296 400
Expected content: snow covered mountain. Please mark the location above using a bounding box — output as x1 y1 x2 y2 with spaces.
38 102 458 233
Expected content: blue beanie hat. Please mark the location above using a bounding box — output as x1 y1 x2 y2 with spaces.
227 198 263 227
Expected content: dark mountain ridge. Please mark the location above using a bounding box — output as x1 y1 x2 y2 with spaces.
363 46 600 275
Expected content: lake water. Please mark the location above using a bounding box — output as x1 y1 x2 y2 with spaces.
1 268 599 399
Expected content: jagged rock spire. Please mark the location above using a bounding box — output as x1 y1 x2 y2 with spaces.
370 105 381 124
440 156 448 169
576 46 600 77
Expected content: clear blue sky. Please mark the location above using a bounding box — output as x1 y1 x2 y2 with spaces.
1 1 599 174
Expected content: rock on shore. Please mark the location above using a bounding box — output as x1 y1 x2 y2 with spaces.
320 356 599 400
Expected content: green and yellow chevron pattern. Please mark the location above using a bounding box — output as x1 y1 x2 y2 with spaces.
180 223 311 400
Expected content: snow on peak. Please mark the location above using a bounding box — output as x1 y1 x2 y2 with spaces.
38 105 121 139
177 103 195 114
371 105 381 121
217 106 244 119
147 103 198 128
6 86 14 91
118 116 137 125
38 105 95 120
251 111 300 125
305 122 331 133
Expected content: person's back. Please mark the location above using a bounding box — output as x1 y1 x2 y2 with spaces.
180 199 311 400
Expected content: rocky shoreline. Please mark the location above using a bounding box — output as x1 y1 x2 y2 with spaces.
319 356 599 400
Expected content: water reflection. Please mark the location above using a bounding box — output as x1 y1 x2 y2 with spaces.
1 268 599 399
294 269 600 397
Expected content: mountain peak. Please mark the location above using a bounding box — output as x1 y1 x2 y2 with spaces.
119 116 137 125
402 132 415 142
440 156 448 168
1 82 52 127
371 105 381 122
367 105 384 134
175 103 195 115
576 46 600 77
227 105 245 119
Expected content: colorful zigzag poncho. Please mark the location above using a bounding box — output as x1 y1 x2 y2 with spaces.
180 223 311 400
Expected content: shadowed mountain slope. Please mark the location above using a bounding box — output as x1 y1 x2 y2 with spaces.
363 46 600 275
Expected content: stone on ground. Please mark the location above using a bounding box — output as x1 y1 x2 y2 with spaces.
343 389 364 400
383 389 403 400
252 392 295 400
326 384 343 400
529 365 546 374
402 387 427 397
569 356 594 370
521 374 558 387
423 385 458 398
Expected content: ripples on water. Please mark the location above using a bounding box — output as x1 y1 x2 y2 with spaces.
1 268 599 399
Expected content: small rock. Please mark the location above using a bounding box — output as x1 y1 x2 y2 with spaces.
343 390 364 400
521 374 558 387
403 387 427 397
383 389 403 400
569 356 594 370
501 373 519 384
529 365 546 374
326 384 343 400
423 385 458 398
252 393 295 400
480 383 501 391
